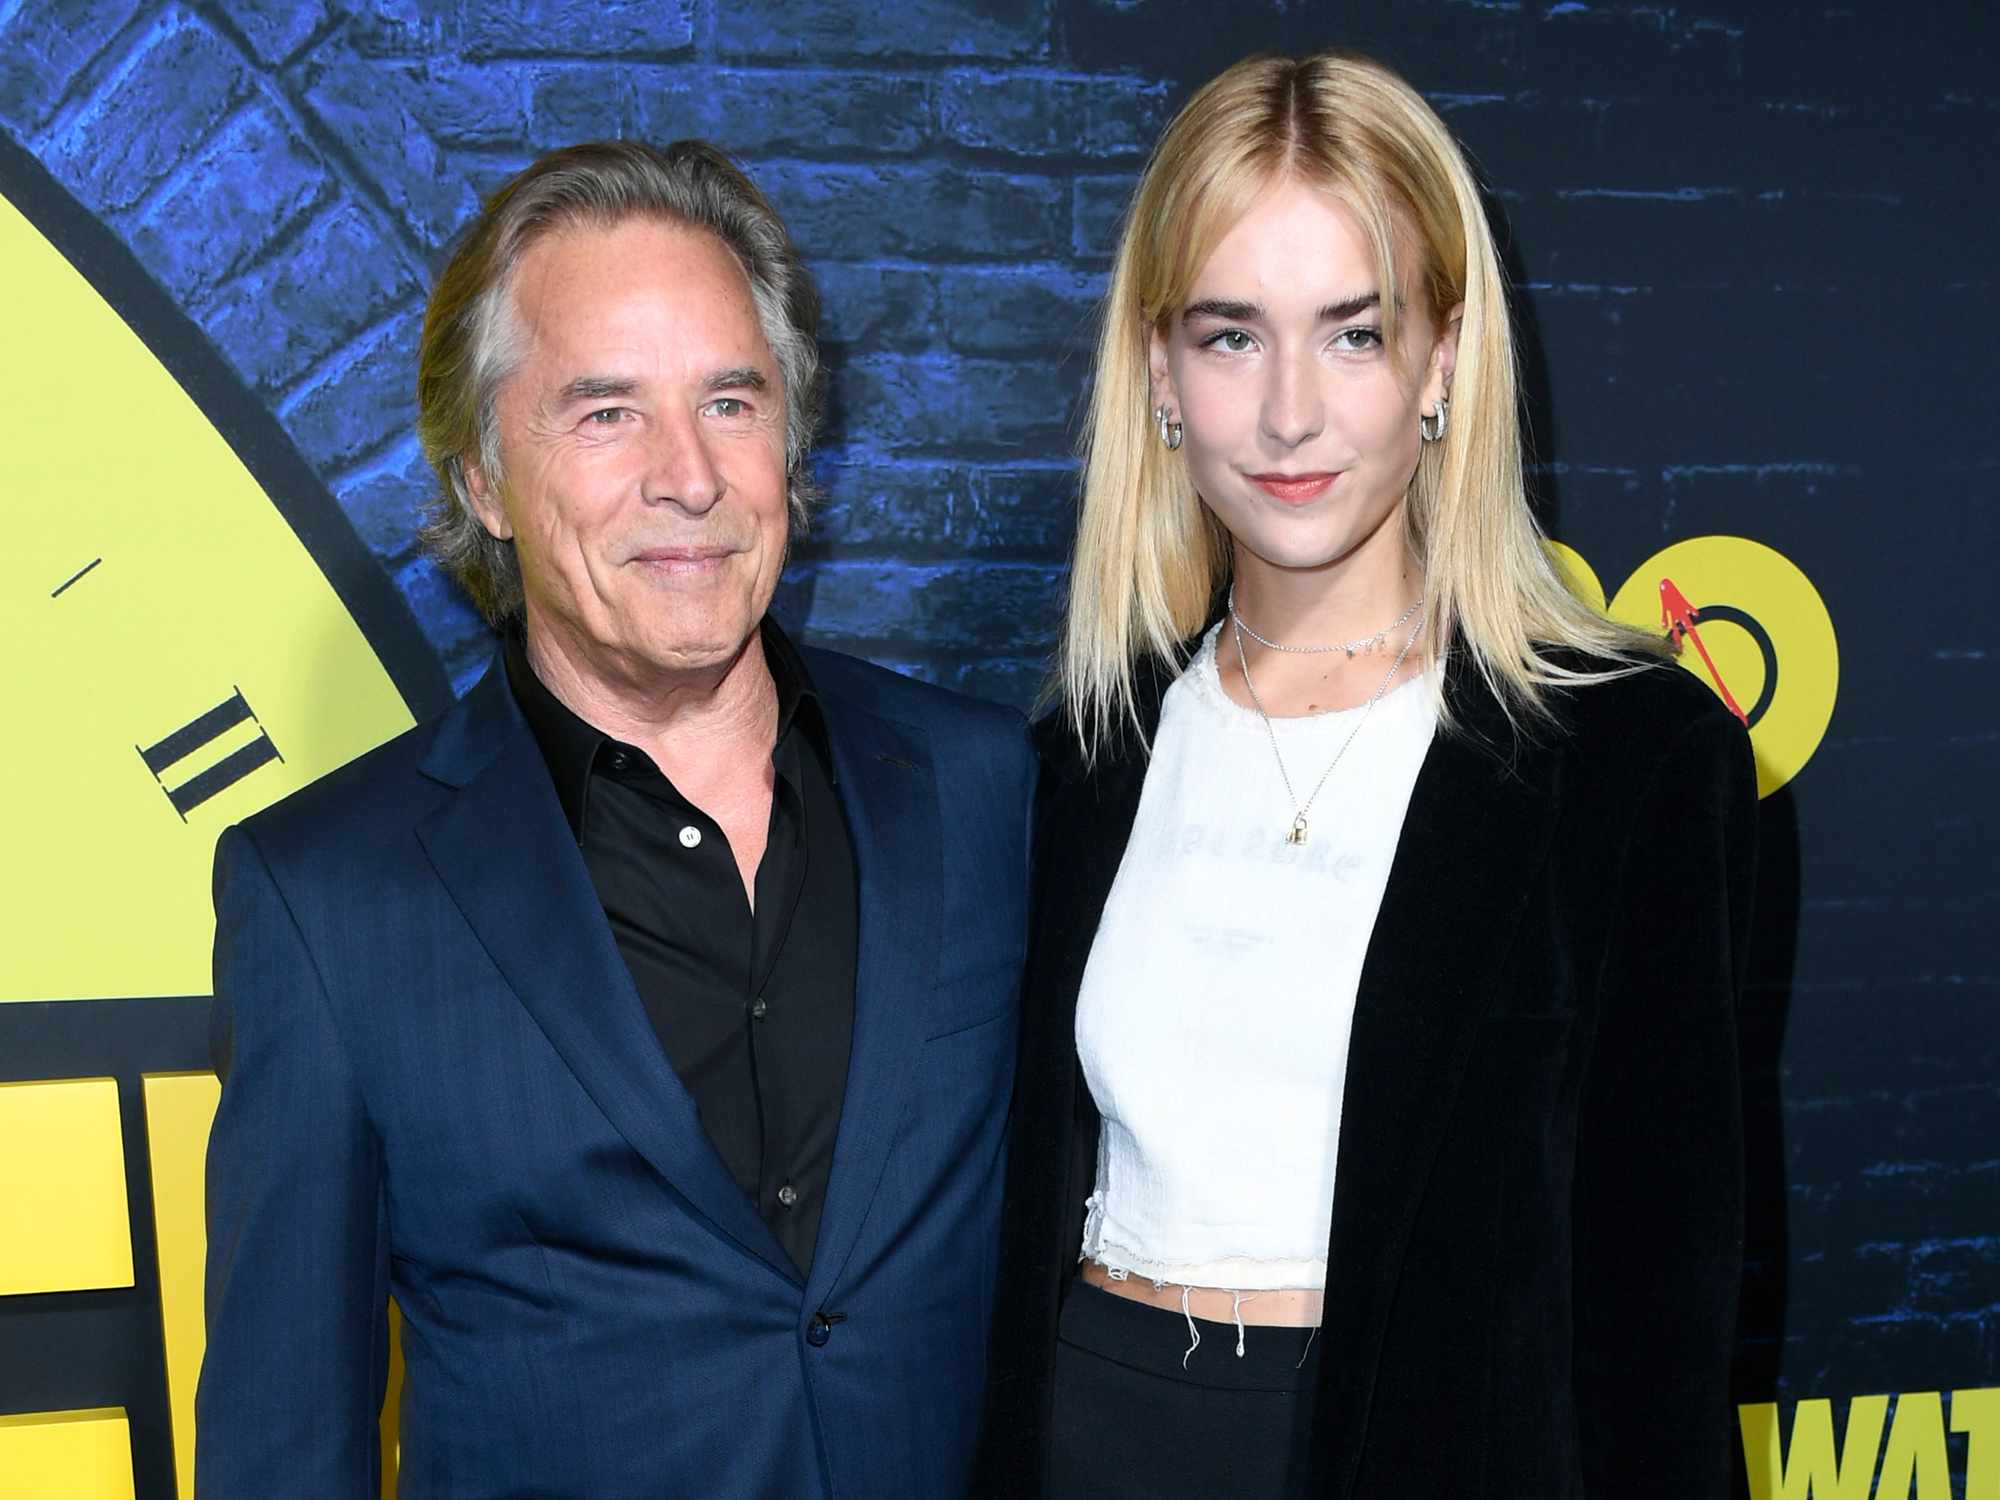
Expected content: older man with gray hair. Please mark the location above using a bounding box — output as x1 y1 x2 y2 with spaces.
196 140 1033 1500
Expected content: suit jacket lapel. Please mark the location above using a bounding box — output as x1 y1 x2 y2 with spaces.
414 662 799 1286
1317 659 1560 1499
803 697 943 1305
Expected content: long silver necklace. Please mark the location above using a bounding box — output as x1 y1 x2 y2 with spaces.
1228 585 1422 657
1232 602 1425 847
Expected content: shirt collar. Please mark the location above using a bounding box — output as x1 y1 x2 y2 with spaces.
503 615 830 839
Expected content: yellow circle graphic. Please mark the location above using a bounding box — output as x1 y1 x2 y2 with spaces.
1606 536 1838 798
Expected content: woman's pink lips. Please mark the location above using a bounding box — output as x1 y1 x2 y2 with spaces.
1249 472 1338 503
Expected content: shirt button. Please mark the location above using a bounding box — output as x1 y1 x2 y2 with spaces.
806 1312 833 1347
777 1183 798 1208
605 749 630 772
678 825 702 849
750 997 769 1021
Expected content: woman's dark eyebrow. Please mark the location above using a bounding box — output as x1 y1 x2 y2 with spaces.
1319 292 1381 321
1181 292 1382 324
1182 298 1263 323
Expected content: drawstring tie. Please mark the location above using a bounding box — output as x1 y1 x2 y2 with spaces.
1179 1285 1202 1369
1181 1287 1259 1364
1231 1290 1257 1357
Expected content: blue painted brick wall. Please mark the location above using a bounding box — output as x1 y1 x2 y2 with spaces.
4 0 1998 1440
0 0 1179 701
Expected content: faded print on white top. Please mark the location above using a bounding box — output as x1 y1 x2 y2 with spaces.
1075 622 1437 1292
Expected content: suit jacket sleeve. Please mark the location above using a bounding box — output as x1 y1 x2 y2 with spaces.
196 824 390 1499
1572 705 1758 1497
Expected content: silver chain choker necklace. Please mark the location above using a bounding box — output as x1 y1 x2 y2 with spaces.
1226 586 1422 658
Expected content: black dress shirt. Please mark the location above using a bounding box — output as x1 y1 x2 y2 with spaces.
504 619 858 1275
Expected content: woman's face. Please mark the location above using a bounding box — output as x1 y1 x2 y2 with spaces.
1149 177 1458 586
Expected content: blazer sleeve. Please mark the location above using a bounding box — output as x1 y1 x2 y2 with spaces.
196 825 390 1499
1572 706 1758 1498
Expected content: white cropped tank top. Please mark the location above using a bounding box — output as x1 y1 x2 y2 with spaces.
1075 624 1436 1291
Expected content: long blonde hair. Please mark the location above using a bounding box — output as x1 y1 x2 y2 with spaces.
1060 50 1659 758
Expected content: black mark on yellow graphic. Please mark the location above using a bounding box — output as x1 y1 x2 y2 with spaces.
1662 590 1779 729
1658 576 1784 730
137 689 283 820
51 558 102 598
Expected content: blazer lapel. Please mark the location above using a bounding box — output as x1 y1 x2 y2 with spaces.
414 662 798 1286
1317 661 1561 1499
803 697 943 1305
1034 705 1156 1267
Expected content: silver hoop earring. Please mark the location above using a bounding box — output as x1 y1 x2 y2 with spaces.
1155 404 1184 451
1419 397 1448 444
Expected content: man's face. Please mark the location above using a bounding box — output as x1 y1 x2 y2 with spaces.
465 217 791 691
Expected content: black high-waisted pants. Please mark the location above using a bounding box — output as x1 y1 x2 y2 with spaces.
1047 1280 1324 1499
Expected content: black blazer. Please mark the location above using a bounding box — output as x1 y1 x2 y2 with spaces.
976 647 1758 1499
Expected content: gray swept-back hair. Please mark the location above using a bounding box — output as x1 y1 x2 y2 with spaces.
416 139 822 623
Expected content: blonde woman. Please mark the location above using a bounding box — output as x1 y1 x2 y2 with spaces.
977 51 1756 1500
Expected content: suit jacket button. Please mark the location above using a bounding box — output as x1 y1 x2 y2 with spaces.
806 1312 833 1347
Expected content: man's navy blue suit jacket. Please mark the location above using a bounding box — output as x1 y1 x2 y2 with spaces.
194 643 1035 1500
